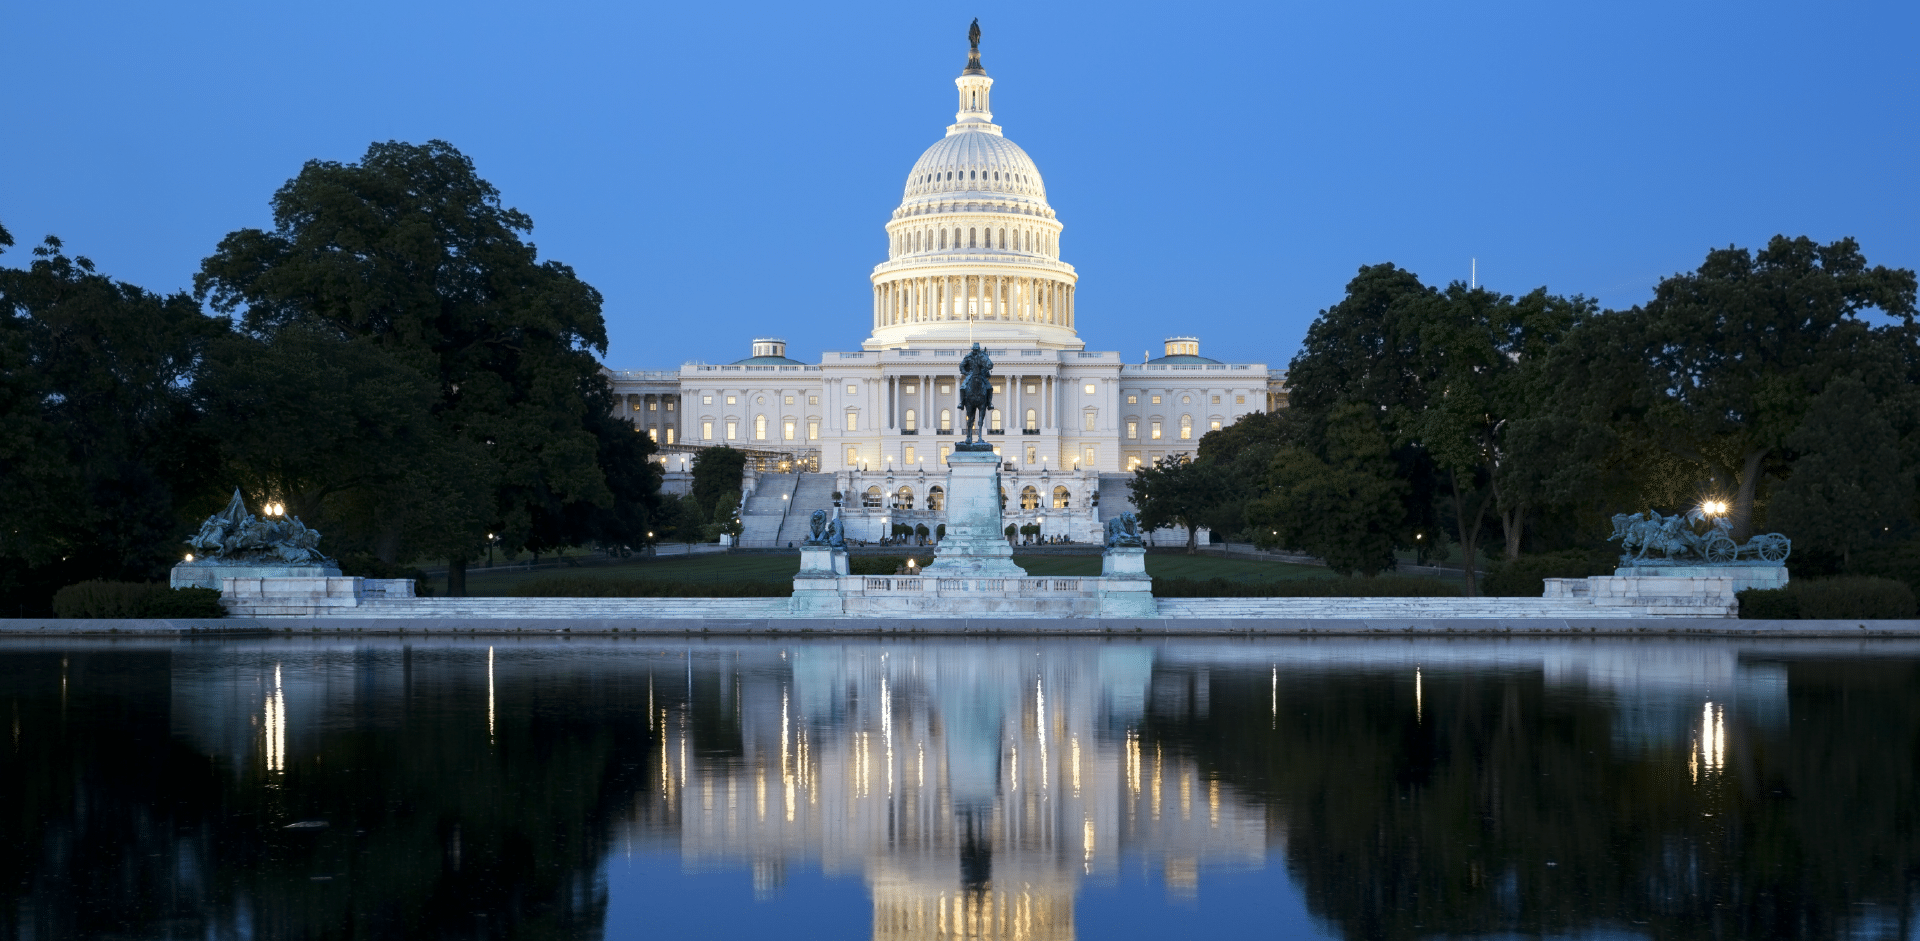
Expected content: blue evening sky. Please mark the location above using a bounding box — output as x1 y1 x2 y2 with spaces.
3 1 1914 370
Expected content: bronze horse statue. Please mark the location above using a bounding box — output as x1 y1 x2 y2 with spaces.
958 343 994 445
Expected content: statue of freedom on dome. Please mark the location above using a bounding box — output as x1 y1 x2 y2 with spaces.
957 342 995 449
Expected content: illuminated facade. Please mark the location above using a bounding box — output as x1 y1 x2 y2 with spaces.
607 29 1288 543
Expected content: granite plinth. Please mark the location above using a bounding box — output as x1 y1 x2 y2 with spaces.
790 545 851 615
920 450 1026 578
1615 565 1788 593
1544 575 1738 617
172 561 341 591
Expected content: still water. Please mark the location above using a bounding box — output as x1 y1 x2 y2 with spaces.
3 636 1917 940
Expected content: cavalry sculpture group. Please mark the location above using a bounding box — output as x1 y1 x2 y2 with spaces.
1609 508 1790 565
185 490 329 564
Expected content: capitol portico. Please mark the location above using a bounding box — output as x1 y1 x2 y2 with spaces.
609 26 1286 544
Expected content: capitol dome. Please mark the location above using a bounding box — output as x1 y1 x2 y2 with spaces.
866 26 1079 351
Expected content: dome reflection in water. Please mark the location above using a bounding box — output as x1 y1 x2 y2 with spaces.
3 638 1917 940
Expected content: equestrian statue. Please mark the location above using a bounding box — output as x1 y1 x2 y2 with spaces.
957 343 995 450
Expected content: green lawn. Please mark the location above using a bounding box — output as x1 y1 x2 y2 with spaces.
457 548 1405 594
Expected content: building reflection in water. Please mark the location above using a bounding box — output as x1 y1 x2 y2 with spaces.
627 644 1268 940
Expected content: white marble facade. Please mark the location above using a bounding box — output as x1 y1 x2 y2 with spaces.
607 32 1287 541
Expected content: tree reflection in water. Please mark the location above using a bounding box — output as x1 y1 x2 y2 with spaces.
0 638 1916 940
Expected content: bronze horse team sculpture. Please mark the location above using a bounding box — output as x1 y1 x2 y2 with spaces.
1609 508 1790 565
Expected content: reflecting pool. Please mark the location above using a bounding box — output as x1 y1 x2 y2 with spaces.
4 636 1917 940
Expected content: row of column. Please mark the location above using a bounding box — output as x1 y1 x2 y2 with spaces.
623 393 678 444
882 374 1059 433
872 276 1075 331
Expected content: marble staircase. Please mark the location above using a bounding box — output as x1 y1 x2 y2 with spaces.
774 475 840 547
738 474 799 547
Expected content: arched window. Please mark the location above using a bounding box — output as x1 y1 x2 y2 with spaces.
927 486 945 511
1052 486 1071 509
904 408 917 431
893 486 914 510
754 415 767 440
940 409 952 432
912 232 919 252
990 409 1002 432
1020 486 1040 510
1180 415 1193 439
938 229 947 249
863 486 883 508
969 228 977 248
999 228 1007 249
1024 408 1037 432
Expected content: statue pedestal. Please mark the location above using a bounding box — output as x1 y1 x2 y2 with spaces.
171 561 340 591
1615 564 1788 593
921 450 1027 578
1098 546 1156 616
790 545 850 615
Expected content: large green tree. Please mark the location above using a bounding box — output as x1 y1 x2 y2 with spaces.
1125 453 1223 553
1247 402 1408 576
1596 236 1916 540
0 234 226 609
195 140 638 594
1768 377 1914 565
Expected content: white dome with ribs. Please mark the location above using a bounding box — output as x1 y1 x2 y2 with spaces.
867 36 1079 351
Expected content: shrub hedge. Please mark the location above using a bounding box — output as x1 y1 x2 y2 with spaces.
504 577 789 598
1153 576 1461 598
1481 550 1618 597
1737 576 1917 620
52 580 227 618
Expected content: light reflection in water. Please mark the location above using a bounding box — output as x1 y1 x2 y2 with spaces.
262 663 284 774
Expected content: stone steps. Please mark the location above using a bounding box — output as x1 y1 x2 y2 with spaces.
739 474 800 547
774 475 839 546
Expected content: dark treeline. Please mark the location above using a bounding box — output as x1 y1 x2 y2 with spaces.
1129 237 1920 595
0 141 662 611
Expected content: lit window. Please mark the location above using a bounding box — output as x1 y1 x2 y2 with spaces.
648 401 657 411
666 401 674 411
1151 421 1162 440
1127 455 1142 471
1083 446 1095 465
1026 445 1037 464
784 395 794 405
905 384 917 394
1053 486 1070 509
784 420 795 440
993 383 1004 394
990 409 1002 432
703 395 713 405
1024 408 1037 432
726 395 737 405
864 486 883 508
846 384 858 395
809 395 819 405
1182 395 1192 405
940 410 952 431
1211 395 1220 404
1084 383 1096 394
938 384 952 394
1083 411 1096 431
846 411 859 432
702 420 713 439
647 428 658 442
1127 420 1138 439
1211 420 1221 431
905 445 917 465
726 421 738 440
665 427 675 444
847 447 859 466
808 421 819 440
1127 394 1137 404
755 415 767 440
1180 416 1193 440
1151 395 1162 405
1236 395 1245 405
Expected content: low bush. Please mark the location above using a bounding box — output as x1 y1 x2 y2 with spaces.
1738 576 1916 619
849 556 929 576
1847 545 1920 599
1154 576 1461 598
503 577 789 598
52 580 226 618
1481 549 1617 597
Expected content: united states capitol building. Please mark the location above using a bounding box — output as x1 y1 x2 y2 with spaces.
608 28 1286 544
